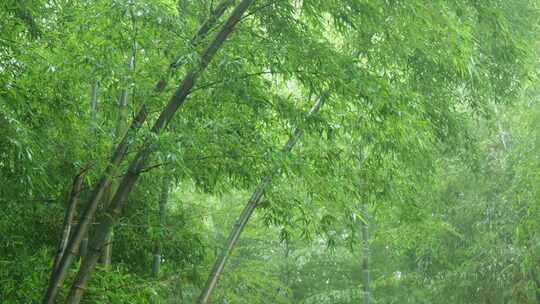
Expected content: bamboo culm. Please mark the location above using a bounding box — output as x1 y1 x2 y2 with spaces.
52 168 87 272
197 94 328 304
64 1 255 302
362 204 370 304
155 0 236 92
100 55 134 268
152 175 171 278
41 106 148 304
81 83 99 259
41 1 236 301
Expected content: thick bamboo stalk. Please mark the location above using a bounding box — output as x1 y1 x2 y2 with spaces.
52 168 87 272
64 1 255 303
197 94 328 304
79 234 88 259
41 105 148 304
41 2 235 301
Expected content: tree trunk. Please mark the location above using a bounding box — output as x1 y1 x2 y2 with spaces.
100 56 134 268
41 2 234 300
197 94 328 304
152 174 171 278
41 105 148 304
81 82 99 259
361 203 370 304
280 241 292 298
63 1 255 303
52 167 87 272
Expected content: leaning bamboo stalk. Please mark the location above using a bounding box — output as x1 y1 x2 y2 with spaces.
42 106 148 304
52 167 87 272
197 93 329 304
155 0 236 92
64 1 255 303
41 2 236 302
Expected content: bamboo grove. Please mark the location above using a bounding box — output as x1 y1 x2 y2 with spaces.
1 0 539 303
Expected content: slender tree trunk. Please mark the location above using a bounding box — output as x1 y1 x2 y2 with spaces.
52 168 87 272
150 175 171 303
100 56 134 268
280 241 292 298
81 83 99 259
63 2 255 303
41 106 148 304
90 82 97 123
197 94 328 304
152 174 171 278
361 203 370 304
41 2 235 301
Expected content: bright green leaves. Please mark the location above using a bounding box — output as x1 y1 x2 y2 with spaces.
1 0 540 302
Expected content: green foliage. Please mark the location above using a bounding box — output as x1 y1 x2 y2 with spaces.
1 0 539 303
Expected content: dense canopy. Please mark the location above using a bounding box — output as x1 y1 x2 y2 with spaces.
1 0 539 303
